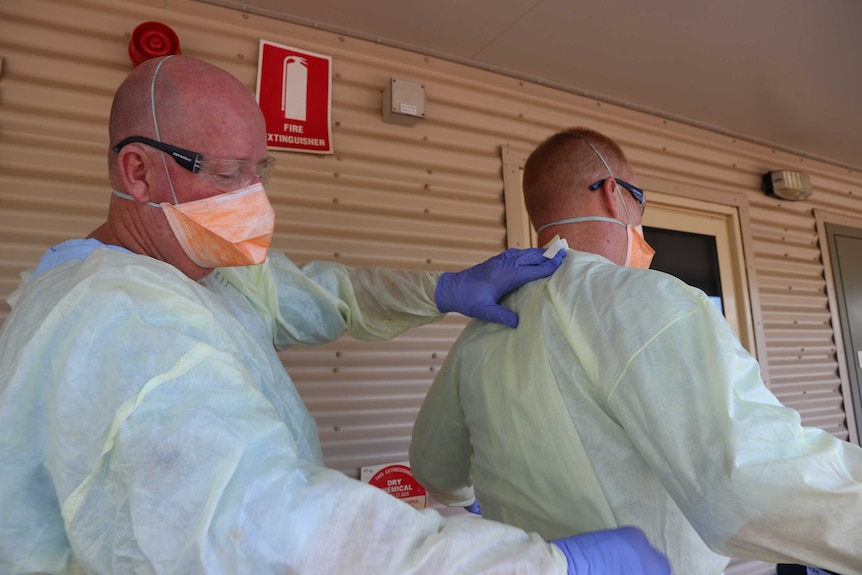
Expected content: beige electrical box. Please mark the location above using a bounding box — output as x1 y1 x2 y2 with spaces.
382 78 426 126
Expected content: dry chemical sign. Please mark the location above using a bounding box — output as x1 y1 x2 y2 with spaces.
361 462 428 510
256 39 333 154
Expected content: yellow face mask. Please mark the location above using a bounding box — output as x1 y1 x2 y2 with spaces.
160 182 275 268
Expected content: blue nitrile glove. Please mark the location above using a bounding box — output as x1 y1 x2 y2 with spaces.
435 248 565 328
551 527 671 575
463 500 482 515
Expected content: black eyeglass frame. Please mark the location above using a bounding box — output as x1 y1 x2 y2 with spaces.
112 136 275 187
113 136 204 174
589 178 645 205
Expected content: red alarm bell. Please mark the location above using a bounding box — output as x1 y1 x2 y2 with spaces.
128 21 181 67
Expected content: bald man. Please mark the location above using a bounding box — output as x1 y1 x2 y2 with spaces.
0 58 669 574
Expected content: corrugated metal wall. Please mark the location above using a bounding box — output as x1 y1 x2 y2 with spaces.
2 1 861 571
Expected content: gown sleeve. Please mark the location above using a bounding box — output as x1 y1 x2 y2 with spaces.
409 337 477 506
58 334 565 574
218 252 444 348
607 298 862 573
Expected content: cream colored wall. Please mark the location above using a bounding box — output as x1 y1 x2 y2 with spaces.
2 1 861 571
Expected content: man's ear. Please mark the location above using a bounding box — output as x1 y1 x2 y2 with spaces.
116 145 156 203
598 177 621 218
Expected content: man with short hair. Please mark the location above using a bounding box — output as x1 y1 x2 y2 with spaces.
410 126 862 575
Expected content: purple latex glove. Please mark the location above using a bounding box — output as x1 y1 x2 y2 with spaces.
463 500 482 515
435 248 565 328
551 526 671 575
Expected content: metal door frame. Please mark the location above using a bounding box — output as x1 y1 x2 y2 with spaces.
816 209 862 444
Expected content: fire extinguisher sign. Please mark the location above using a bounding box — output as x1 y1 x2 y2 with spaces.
256 39 333 154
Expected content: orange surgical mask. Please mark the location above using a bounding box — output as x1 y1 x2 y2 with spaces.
626 224 655 269
161 182 274 268
112 182 275 268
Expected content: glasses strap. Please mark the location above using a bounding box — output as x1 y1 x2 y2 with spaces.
150 56 179 205
585 141 615 179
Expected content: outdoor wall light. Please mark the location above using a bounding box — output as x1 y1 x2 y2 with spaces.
762 170 813 201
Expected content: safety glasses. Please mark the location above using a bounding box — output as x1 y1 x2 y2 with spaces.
588 178 645 205
113 136 275 188
589 178 646 215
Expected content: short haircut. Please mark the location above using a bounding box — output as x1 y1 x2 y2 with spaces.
523 127 630 228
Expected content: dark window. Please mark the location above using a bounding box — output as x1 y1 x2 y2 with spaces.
644 227 724 314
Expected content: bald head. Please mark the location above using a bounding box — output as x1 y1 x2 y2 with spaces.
523 127 634 231
108 56 266 185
